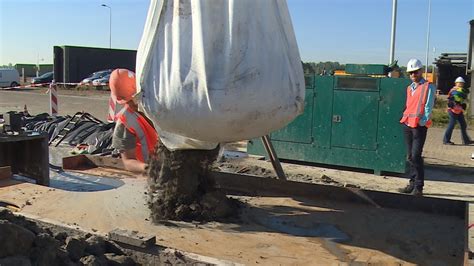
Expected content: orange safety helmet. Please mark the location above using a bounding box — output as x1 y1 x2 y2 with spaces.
109 69 137 104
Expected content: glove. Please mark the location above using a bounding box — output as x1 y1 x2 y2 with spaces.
448 101 455 108
461 103 467 110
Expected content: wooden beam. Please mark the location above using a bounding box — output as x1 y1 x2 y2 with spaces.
210 171 467 218
0 166 11 180
62 155 124 171
62 155 96 170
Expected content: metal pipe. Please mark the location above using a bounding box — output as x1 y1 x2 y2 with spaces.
389 0 397 64
261 135 287 180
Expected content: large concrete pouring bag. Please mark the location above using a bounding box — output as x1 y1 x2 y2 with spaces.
136 0 305 150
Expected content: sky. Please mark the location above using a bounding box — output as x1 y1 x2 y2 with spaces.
0 0 473 66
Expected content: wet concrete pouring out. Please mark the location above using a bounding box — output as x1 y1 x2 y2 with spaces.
147 144 240 222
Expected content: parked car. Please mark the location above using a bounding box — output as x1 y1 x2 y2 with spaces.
0 68 20 88
80 69 112 85
31 72 54 85
92 73 111 86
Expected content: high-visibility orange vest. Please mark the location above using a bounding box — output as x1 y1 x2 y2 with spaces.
117 105 158 162
447 87 464 114
400 82 432 128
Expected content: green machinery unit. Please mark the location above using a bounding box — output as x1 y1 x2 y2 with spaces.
247 64 411 175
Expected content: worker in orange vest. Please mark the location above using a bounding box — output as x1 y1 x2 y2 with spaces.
110 69 158 174
443 77 472 145
399 59 436 196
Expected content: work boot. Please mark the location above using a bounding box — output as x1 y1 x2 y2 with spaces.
410 187 423 196
398 183 414 194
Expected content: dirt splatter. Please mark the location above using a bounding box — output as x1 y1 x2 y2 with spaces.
147 144 239 222
217 160 351 187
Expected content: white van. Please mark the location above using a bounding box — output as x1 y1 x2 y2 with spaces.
0 68 20 88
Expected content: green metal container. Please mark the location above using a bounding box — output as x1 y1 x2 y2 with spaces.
247 67 411 175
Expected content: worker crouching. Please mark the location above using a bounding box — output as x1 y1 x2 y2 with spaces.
110 69 158 174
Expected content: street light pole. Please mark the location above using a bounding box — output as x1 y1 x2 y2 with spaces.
389 0 397 64
425 0 432 77
101 4 112 49
36 53 44 77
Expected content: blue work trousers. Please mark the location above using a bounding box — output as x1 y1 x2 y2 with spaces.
403 125 428 190
443 110 471 144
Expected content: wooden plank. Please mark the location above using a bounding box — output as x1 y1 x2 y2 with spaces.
38 135 50 186
62 155 125 171
62 155 96 170
86 155 125 170
108 228 156 248
0 166 11 180
62 155 134 179
210 171 467 218
67 167 136 179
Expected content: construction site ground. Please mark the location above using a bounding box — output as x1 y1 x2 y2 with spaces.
1 88 473 264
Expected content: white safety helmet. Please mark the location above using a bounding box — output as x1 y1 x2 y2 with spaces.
407 59 423 72
455 77 465 83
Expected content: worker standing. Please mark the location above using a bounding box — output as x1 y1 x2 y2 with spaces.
399 59 436 196
443 77 472 145
110 69 158 174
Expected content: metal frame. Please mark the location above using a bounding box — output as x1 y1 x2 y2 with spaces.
0 133 49 186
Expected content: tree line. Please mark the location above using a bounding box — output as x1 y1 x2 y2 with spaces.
302 61 434 76
302 61 344 75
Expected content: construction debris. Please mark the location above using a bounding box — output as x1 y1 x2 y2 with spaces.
5 111 115 155
0 208 138 265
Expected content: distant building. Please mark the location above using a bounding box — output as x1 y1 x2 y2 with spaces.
53 45 136 83
434 53 468 94
14 64 53 77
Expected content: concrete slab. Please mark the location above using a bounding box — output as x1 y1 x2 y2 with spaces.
0 178 465 265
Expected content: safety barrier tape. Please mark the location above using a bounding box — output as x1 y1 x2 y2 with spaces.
0 83 51 90
2 80 110 117
0 82 108 91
